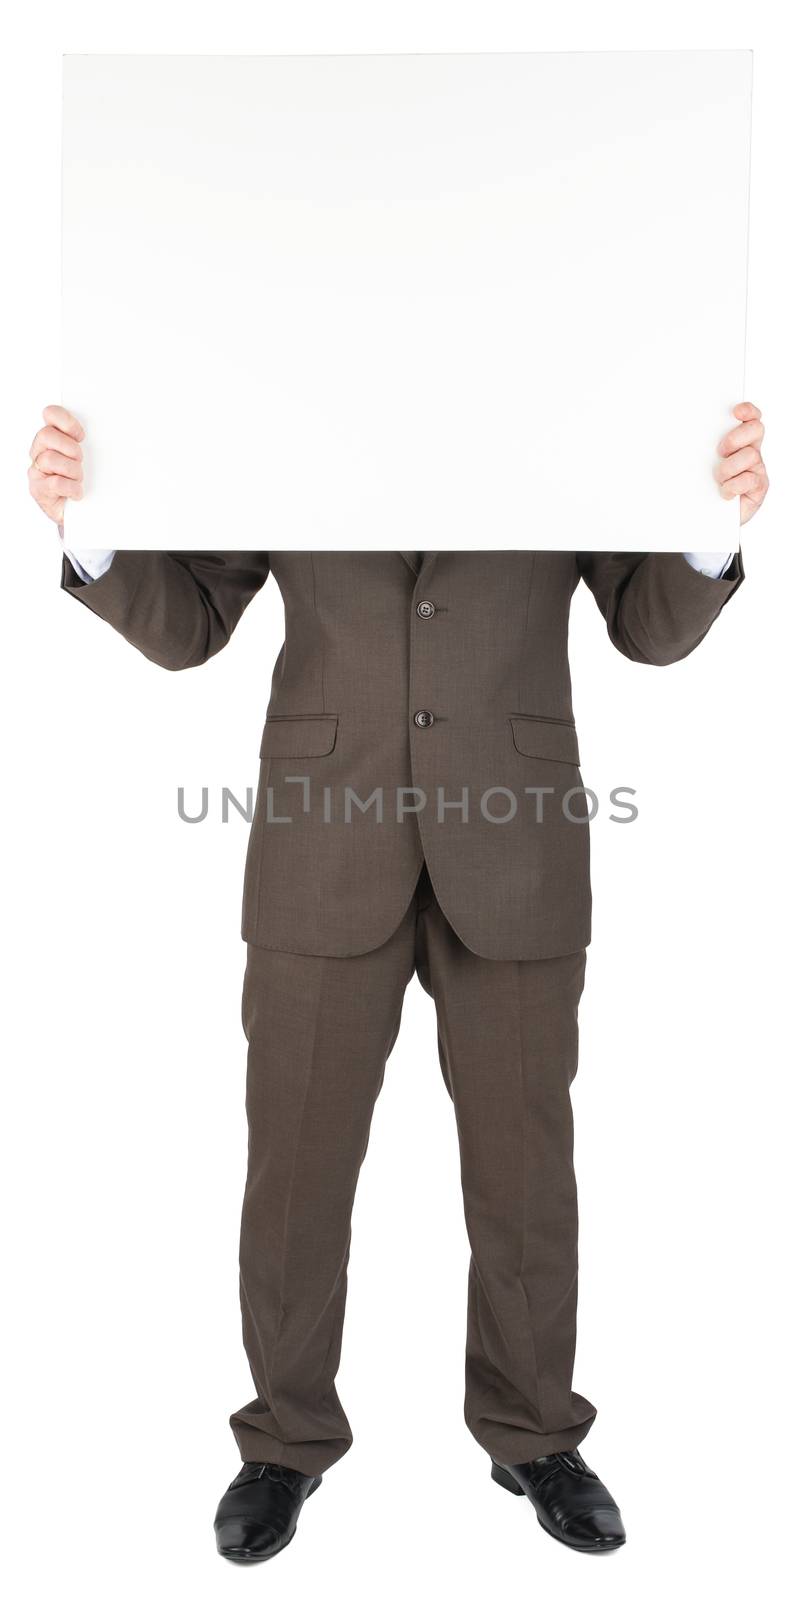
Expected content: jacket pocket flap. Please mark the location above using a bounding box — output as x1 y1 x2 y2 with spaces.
260 715 339 759
510 716 580 765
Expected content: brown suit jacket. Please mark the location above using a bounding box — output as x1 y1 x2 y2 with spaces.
62 549 743 959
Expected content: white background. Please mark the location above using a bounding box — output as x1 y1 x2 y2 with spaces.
1 3 807 1600
61 49 749 553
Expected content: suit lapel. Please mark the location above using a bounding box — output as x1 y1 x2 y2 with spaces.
399 552 440 579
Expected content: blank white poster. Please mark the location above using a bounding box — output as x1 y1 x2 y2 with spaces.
61 52 751 552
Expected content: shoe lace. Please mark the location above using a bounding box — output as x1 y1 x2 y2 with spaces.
525 1450 591 1491
235 1462 305 1489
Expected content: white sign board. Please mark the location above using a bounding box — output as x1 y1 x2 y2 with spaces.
62 52 751 552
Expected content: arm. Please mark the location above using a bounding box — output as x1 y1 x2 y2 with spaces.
577 401 768 666
29 406 270 669
60 547 271 671
576 549 744 667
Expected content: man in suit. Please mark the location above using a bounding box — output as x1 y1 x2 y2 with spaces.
29 401 768 1559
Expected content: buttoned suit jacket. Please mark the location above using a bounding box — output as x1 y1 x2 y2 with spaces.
62 549 743 960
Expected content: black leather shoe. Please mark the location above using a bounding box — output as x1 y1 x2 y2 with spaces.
491 1449 625 1553
214 1461 322 1563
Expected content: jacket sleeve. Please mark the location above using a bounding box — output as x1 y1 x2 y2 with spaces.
576 551 744 667
61 550 271 670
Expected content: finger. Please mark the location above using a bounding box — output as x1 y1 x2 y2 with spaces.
42 404 85 442
732 400 762 423
30 471 83 501
28 464 49 494
29 425 83 463
717 418 764 456
740 487 767 524
744 468 769 502
32 448 84 481
719 469 764 500
714 444 762 484
27 465 65 511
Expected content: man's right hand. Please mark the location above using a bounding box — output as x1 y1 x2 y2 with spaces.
28 405 85 524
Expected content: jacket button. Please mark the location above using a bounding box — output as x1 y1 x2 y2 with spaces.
413 710 434 729
416 600 435 619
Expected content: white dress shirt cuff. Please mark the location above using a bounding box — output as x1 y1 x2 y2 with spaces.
59 525 116 584
682 551 735 580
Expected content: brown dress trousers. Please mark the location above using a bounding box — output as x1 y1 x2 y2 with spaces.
61 549 744 1472
231 864 589 1473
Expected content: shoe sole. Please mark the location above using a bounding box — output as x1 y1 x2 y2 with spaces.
216 1473 322 1563
490 1461 625 1555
